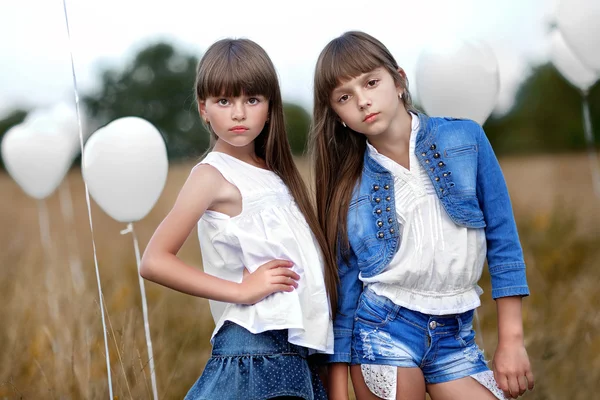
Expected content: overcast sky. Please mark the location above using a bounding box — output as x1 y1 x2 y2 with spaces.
1 0 559 118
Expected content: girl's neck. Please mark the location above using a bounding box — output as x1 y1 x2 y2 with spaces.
368 105 413 159
213 140 266 169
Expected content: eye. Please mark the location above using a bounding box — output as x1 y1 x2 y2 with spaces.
367 79 379 87
247 97 260 105
338 94 349 103
217 99 229 106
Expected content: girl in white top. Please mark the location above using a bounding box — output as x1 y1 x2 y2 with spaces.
362 112 487 315
140 38 335 400
311 31 534 400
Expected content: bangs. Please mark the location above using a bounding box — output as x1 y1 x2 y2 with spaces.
196 39 276 100
314 31 400 101
316 37 391 95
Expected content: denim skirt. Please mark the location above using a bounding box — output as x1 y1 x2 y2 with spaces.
184 321 327 400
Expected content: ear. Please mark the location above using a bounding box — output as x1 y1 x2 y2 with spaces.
396 67 408 89
198 101 207 119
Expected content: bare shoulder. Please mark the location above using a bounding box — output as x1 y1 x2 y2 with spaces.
144 164 229 255
187 163 228 188
170 163 229 210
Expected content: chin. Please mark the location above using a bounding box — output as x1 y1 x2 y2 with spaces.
227 137 256 147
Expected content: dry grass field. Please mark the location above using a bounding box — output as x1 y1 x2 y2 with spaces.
0 152 599 399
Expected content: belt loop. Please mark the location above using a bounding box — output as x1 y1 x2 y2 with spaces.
455 314 463 337
390 303 401 321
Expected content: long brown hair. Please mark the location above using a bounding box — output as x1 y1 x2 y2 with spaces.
195 38 338 312
310 31 416 278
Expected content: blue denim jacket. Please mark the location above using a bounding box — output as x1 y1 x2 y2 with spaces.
326 113 530 364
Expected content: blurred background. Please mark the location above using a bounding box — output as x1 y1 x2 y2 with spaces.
1 0 599 399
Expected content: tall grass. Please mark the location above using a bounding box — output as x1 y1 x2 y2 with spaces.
0 153 598 399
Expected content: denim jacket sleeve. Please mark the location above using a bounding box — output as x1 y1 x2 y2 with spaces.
476 126 530 299
321 243 362 364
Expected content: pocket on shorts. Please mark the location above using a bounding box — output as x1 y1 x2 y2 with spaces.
355 295 392 328
456 321 476 347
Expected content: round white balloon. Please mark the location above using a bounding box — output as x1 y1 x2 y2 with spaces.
415 38 499 125
25 103 84 159
1 121 74 199
82 117 168 223
550 30 598 92
50 102 83 142
557 0 600 72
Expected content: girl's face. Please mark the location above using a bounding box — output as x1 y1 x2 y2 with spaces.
200 94 269 148
330 67 405 138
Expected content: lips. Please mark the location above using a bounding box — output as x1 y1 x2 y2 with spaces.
229 126 248 133
363 112 379 122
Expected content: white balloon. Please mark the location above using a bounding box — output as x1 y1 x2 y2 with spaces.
82 117 168 223
50 102 83 141
550 30 598 92
25 103 84 159
415 38 499 124
557 0 600 72
1 121 74 199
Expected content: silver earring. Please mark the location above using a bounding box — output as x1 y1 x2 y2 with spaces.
398 92 403 99
342 121 347 128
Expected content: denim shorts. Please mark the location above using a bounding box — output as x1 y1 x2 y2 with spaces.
185 321 326 400
351 288 489 384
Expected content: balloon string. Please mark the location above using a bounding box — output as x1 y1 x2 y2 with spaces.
59 179 85 293
38 199 52 257
582 92 600 198
38 198 60 331
38 198 54 308
121 223 159 400
61 0 114 397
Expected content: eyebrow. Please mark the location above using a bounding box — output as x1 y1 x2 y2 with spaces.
332 76 362 94
210 92 266 99
331 85 349 96
332 70 382 95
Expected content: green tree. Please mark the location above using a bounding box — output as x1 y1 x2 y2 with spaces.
0 109 28 170
83 42 208 161
83 41 313 161
484 63 600 155
284 103 311 155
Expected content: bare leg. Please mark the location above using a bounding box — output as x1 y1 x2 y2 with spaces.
395 367 427 400
428 377 500 400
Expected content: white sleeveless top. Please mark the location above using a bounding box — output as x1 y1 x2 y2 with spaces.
195 151 333 354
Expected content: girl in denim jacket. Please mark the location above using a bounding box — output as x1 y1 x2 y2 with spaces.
310 31 534 400
140 38 336 399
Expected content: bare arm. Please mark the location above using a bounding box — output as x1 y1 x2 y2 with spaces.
497 296 524 344
493 296 534 398
140 165 298 304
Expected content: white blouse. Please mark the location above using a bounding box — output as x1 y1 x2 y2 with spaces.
195 152 333 353
362 114 488 315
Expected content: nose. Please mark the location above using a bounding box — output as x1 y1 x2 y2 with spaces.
231 101 246 121
357 92 371 110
